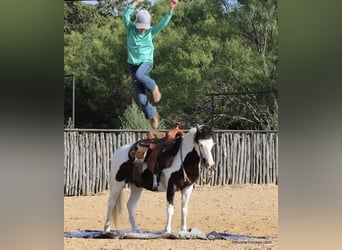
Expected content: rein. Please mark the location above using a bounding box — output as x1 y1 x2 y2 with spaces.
179 141 191 184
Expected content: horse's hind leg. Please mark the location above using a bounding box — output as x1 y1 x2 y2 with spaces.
127 184 143 232
103 181 126 232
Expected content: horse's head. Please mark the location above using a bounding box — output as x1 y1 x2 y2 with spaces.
194 125 215 170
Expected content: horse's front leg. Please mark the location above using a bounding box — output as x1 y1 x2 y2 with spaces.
127 184 143 232
165 183 176 233
180 184 194 231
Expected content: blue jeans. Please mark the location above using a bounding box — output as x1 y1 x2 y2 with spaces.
129 62 157 119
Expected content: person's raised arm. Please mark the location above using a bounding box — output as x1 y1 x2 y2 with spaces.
151 0 178 37
123 0 145 29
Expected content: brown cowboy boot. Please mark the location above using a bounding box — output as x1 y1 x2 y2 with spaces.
150 116 159 129
152 85 161 103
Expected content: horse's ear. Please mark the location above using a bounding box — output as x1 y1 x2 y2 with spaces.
196 124 201 132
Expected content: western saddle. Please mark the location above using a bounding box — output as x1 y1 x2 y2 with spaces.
129 122 185 190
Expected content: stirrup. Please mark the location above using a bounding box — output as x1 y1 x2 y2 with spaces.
152 175 158 191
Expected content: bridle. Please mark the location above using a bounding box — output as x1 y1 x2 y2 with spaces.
179 137 215 185
198 141 215 185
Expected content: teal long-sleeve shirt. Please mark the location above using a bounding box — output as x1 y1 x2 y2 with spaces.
123 6 173 65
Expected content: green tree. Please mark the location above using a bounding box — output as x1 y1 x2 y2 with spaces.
64 1 106 34
64 18 130 128
226 0 278 84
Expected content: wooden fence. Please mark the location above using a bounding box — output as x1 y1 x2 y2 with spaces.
64 130 278 196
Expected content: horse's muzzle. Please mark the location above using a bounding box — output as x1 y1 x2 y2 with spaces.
204 160 215 170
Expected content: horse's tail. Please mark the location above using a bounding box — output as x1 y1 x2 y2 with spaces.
112 189 124 229
104 148 127 232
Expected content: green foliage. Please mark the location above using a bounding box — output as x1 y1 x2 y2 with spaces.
64 1 107 34
64 0 278 130
226 0 278 83
96 0 139 18
120 100 165 129
64 17 131 128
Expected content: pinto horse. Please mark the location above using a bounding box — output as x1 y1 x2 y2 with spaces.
103 125 215 233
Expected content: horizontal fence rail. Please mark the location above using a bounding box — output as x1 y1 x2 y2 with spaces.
64 130 278 196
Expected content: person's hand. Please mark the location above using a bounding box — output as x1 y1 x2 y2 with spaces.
132 0 144 7
169 0 178 11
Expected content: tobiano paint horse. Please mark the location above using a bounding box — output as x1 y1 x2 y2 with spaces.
103 125 215 233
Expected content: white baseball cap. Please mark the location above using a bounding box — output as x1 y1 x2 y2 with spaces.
136 9 151 29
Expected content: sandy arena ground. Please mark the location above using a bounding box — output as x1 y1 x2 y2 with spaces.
64 184 278 250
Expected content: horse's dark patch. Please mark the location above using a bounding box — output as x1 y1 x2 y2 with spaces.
157 137 182 175
195 125 213 142
167 149 200 204
140 169 154 191
115 160 134 182
182 149 201 183
160 137 182 160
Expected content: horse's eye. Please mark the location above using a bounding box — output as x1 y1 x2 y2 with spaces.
199 144 203 148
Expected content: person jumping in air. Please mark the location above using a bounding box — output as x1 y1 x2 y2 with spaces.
123 0 179 129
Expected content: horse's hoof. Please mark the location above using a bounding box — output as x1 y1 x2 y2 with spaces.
132 228 142 233
102 231 116 239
